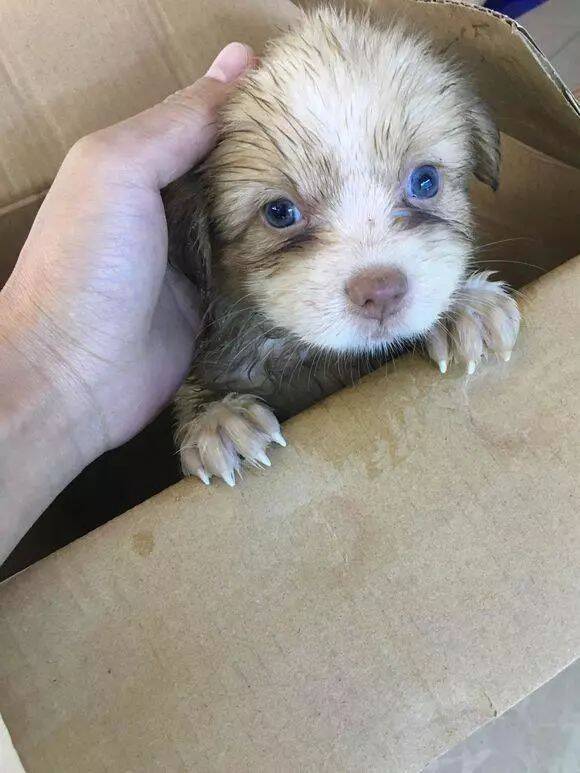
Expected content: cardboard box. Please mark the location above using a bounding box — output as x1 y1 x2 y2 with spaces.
0 0 579 770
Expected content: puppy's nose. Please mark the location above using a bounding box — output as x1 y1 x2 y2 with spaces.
346 267 408 320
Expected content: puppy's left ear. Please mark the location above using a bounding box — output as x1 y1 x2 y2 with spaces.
469 102 501 191
163 170 213 309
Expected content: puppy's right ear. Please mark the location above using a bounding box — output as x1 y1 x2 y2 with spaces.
163 171 213 308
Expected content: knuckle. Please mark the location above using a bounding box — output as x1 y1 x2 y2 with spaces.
164 84 217 124
68 130 120 168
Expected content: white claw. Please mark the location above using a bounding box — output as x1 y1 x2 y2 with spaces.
197 468 210 486
272 431 287 447
438 360 448 375
222 471 236 487
502 351 512 362
466 360 476 375
179 396 286 489
256 451 271 467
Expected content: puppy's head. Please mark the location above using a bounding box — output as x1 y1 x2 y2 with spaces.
204 8 499 352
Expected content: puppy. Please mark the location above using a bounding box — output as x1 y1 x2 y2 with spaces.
164 7 520 486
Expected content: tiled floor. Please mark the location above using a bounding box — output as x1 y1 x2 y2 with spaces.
518 0 580 88
426 658 580 772
426 2 580 770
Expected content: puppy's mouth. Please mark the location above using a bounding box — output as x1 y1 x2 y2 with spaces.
353 309 408 342
347 294 413 344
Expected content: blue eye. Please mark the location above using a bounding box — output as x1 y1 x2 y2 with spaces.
407 165 440 199
264 198 302 228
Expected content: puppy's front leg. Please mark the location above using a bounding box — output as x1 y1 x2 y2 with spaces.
175 387 286 486
426 272 520 375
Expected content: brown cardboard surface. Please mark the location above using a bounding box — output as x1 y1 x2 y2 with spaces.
0 195 44 286
0 0 300 206
0 0 301 283
1 254 579 772
470 133 580 289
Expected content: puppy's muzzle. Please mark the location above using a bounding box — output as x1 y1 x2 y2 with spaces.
346 267 408 321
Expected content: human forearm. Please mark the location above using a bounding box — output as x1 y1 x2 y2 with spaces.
0 302 105 563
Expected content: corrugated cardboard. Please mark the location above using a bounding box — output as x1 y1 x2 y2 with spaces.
1 0 579 770
1 254 579 771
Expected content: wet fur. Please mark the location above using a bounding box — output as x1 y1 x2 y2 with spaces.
164 7 517 482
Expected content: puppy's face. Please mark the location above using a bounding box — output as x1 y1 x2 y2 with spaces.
205 10 499 353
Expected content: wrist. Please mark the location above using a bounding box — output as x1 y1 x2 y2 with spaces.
0 290 108 560
0 292 108 466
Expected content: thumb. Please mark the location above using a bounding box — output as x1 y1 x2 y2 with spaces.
103 42 254 188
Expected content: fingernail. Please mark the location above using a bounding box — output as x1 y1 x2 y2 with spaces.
205 42 254 84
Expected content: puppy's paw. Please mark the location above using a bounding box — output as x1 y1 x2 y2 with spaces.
426 271 520 375
177 394 286 486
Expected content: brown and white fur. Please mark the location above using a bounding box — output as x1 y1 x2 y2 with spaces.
164 7 520 486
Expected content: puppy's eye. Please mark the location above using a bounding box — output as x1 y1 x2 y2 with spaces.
407 165 440 199
263 198 302 228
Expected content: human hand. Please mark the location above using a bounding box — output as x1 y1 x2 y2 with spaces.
1 42 253 458
0 42 253 561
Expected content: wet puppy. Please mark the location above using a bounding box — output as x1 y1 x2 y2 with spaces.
165 7 520 486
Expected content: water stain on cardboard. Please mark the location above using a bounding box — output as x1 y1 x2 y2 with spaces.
131 530 155 557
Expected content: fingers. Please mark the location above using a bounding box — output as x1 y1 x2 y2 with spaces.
133 41 253 186
204 41 255 84
69 42 254 189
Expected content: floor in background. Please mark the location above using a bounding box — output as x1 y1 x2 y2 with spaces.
426 658 580 772
518 0 580 88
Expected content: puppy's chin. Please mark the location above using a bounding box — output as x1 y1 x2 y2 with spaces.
295 313 440 355
306 319 414 354
343 311 424 352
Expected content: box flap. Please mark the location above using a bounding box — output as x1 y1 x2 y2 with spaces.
1 255 579 771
